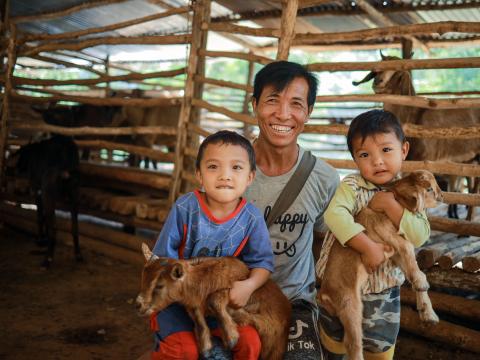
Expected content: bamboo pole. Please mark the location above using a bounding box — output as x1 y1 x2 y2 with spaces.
12 66 186 86
19 6 190 43
400 305 480 353
294 21 480 45
21 34 192 57
0 22 15 186
400 287 480 322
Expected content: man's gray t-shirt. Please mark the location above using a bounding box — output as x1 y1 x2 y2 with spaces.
244 147 339 306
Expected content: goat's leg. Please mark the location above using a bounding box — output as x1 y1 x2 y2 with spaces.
186 306 213 357
337 294 364 360
34 191 47 247
208 290 240 349
392 240 439 324
41 186 56 269
68 179 83 262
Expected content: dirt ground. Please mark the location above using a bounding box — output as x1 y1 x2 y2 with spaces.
1 224 477 360
0 226 152 360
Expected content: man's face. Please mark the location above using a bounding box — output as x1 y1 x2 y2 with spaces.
252 77 311 149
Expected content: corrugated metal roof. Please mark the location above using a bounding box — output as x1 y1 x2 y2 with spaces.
10 0 480 61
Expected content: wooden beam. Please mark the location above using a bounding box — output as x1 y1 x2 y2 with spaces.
11 0 129 23
306 57 480 72
401 287 480 322
10 92 182 107
277 0 298 60
353 0 429 53
19 6 190 43
12 66 186 86
322 158 480 177
192 98 256 125
199 49 273 65
204 22 280 38
294 21 480 45
312 94 480 110
425 266 480 294
21 34 192 57
429 216 480 237
400 305 480 353
10 123 177 137
463 252 480 273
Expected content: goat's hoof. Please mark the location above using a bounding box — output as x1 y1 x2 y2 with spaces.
201 349 212 358
420 310 439 324
41 258 52 270
227 337 239 349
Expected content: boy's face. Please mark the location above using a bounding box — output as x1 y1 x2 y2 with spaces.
252 77 312 150
196 143 254 206
352 132 409 185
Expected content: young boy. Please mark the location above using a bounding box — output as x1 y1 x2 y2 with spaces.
316 109 431 360
150 130 274 360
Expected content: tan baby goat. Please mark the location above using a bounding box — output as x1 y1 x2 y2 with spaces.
318 170 442 360
136 244 291 359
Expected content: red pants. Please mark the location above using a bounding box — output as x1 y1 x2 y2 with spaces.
151 326 261 360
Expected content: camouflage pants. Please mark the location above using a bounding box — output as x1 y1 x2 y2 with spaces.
318 286 400 354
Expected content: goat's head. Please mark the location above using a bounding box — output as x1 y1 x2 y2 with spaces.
136 243 187 316
352 53 415 96
388 170 443 213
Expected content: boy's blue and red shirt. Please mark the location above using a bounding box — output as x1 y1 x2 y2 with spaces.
153 190 274 272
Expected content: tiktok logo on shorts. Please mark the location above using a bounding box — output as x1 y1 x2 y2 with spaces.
287 320 316 351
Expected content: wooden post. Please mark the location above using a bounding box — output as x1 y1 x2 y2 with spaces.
276 0 298 60
242 56 255 140
169 0 210 205
0 18 16 188
104 54 110 97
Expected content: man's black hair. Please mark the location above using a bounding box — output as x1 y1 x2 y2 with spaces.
252 61 318 107
347 109 406 156
196 130 256 171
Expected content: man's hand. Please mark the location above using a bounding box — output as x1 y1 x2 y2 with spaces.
229 280 255 309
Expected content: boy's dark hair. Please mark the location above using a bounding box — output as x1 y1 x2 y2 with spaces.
252 61 318 108
347 109 406 156
196 130 256 171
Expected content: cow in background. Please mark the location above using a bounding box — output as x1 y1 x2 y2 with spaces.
7 135 82 269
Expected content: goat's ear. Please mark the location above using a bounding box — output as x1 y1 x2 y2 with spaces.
396 189 425 213
171 263 185 280
141 243 158 262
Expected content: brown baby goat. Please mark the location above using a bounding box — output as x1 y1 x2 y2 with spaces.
318 170 442 360
136 244 291 359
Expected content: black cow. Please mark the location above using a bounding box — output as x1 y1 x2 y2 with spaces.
10 135 82 268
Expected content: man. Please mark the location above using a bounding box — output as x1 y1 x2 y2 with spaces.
244 60 339 359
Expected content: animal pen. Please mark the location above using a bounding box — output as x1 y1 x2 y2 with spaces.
0 0 479 359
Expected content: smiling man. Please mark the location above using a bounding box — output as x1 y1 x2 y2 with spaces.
244 61 339 359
